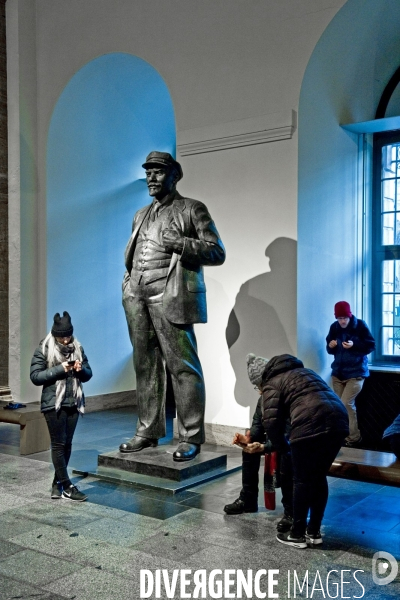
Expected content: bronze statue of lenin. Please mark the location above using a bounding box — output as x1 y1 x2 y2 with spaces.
120 151 225 461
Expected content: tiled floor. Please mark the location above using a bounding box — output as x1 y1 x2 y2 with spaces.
0 407 400 599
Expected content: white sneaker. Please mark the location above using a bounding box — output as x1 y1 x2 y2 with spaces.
276 532 307 549
305 530 323 545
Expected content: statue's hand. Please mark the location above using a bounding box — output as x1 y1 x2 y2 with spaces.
162 228 184 253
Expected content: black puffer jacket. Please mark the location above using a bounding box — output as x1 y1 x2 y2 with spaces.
261 354 349 451
30 340 92 412
249 396 273 452
249 395 292 453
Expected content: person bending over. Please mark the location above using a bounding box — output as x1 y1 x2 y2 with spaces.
262 354 349 549
224 354 293 534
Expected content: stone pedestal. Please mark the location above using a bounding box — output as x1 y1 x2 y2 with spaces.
72 443 241 494
98 444 227 481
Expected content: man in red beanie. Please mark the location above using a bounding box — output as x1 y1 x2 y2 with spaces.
326 301 375 447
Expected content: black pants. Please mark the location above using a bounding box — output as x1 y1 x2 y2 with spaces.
290 433 345 537
240 450 293 515
389 434 400 460
44 407 79 488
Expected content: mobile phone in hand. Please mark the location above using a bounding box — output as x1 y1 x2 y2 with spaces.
67 360 75 366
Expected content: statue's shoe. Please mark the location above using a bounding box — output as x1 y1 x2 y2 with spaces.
173 442 200 462
119 436 158 453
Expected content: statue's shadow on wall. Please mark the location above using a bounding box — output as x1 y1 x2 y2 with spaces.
226 237 297 414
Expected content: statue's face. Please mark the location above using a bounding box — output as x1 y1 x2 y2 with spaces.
145 167 176 199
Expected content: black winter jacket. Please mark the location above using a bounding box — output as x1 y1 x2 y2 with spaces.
249 395 292 453
261 354 349 451
326 316 375 379
249 396 272 452
30 340 92 412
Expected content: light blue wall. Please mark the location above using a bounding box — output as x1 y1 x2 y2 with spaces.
47 53 176 395
298 0 400 377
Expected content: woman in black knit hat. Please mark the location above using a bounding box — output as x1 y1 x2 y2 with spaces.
30 311 92 501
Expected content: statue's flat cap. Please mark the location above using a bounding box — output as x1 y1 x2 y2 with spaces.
142 151 183 180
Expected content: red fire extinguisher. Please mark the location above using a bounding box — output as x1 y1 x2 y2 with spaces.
264 451 277 510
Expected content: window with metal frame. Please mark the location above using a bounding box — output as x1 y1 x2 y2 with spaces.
373 131 400 361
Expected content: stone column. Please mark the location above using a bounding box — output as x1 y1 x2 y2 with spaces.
0 0 7 388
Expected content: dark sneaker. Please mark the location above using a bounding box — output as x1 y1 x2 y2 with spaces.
277 513 294 533
305 530 323 546
51 482 62 499
223 498 258 515
276 531 307 549
61 485 87 502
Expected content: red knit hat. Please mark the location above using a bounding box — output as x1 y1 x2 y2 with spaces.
334 301 352 318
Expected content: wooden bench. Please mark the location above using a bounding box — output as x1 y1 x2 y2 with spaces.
329 447 400 486
0 400 50 455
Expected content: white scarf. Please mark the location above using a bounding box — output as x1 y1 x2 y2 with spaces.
53 342 85 414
